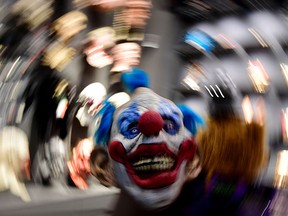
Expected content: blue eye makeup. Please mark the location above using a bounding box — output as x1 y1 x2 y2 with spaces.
118 103 140 139
163 119 178 135
159 100 181 135
125 122 140 139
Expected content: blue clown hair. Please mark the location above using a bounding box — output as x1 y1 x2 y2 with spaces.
177 104 205 135
94 99 116 146
121 68 150 93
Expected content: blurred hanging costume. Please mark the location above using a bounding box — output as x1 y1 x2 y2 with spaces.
66 82 107 189
28 74 75 187
94 68 203 210
189 82 270 215
197 84 268 186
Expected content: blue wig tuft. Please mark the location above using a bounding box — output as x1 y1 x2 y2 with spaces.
94 99 116 146
177 104 205 135
121 68 150 93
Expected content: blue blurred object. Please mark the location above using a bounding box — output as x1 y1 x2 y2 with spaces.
94 99 116 146
121 68 150 93
184 30 218 53
177 104 205 135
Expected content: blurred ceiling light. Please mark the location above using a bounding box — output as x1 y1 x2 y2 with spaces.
280 63 288 87
247 59 270 93
281 108 288 144
181 63 207 92
242 95 265 126
248 28 268 48
210 85 219 97
274 150 288 189
182 75 201 91
204 85 214 97
53 11 88 42
215 85 225 97
242 95 254 124
204 84 226 98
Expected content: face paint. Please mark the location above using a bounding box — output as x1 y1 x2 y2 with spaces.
108 89 197 209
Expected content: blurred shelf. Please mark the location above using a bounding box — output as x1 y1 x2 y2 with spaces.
0 182 120 216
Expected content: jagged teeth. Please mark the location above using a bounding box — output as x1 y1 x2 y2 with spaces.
133 158 152 166
133 162 174 171
132 156 175 171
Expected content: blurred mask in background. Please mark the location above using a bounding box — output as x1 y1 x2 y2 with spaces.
76 82 107 127
110 42 141 72
84 27 116 68
0 126 31 201
67 138 93 189
52 10 88 43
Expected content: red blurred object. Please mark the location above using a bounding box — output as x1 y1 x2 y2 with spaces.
138 110 163 136
67 138 93 189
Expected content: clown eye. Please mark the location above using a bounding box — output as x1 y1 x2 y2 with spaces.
122 122 140 139
163 119 178 135
130 128 138 134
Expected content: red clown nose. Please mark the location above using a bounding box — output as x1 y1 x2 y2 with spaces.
138 110 163 136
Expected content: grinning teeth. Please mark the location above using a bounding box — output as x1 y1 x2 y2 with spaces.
133 158 152 166
132 156 175 171
133 162 174 171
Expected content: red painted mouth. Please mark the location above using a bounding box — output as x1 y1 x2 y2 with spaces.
108 138 197 189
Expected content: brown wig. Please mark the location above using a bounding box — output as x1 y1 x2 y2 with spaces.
197 116 268 186
90 146 116 187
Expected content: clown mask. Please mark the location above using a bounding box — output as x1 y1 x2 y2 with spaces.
94 69 203 209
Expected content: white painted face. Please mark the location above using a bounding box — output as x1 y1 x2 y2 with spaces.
108 88 197 209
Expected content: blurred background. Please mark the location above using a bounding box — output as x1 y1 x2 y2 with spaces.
1 0 288 215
